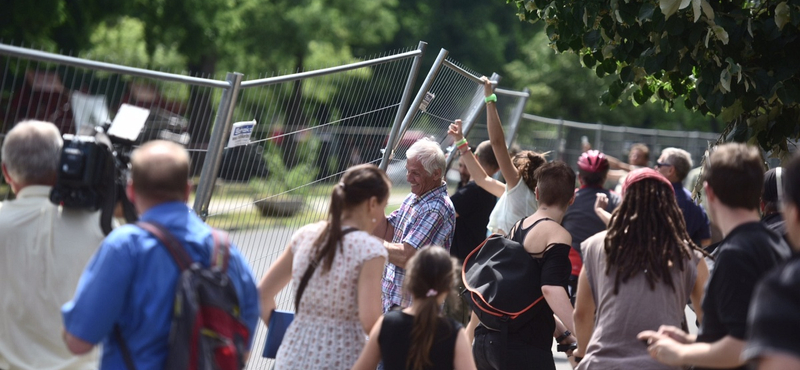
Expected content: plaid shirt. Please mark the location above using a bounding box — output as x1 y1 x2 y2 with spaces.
381 183 455 312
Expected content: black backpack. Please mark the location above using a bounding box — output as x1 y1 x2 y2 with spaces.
115 221 250 370
461 220 549 333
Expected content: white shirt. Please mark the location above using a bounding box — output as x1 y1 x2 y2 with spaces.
487 180 538 235
0 186 105 370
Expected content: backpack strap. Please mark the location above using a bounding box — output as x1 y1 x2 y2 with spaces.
508 217 555 245
210 229 231 272
136 221 193 271
114 325 137 370
295 227 358 309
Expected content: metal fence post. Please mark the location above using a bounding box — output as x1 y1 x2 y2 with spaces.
379 48 450 170
193 72 244 219
595 122 604 152
379 41 427 171
555 118 565 160
504 87 529 148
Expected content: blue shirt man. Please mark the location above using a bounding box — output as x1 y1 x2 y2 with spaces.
656 147 711 246
62 141 259 369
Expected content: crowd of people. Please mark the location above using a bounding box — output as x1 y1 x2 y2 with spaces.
1 84 799 370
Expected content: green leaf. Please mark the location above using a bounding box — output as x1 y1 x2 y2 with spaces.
660 0 690 20
584 30 601 48
665 16 686 35
775 2 791 31
602 58 617 73
706 91 724 115
583 53 597 68
620 65 635 82
596 67 607 78
639 3 656 21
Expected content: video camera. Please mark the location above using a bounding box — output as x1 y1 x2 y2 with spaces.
49 126 137 235
49 104 180 235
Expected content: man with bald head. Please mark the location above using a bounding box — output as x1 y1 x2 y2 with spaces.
62 140 259 369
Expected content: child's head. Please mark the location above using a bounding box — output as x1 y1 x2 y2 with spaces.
404 245 455 302
513 150 548 191
403 245 457 370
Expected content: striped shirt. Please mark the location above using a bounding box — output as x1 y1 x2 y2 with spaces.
381 183 456 312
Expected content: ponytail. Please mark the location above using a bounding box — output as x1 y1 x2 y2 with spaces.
516 150 548 191
407 295 442 370
295 183 345 310
295 165 391 310
402 246 456 370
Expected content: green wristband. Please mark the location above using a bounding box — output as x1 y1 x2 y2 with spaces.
455 138 467 147
484 93 497 103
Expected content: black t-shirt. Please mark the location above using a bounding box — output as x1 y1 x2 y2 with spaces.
379 311 462 370
697 222 791 370
450 181 496 261
743 252 800 363
561 187 620 258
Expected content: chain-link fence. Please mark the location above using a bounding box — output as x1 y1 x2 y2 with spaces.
517 113 720 171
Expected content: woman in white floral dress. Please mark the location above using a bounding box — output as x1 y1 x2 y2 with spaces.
258 164 390 369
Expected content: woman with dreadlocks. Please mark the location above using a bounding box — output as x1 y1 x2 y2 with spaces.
571 168 709 369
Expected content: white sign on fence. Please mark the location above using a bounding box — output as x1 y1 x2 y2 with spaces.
227 120 257 147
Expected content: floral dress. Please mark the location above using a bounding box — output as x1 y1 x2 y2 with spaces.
275 222 387 369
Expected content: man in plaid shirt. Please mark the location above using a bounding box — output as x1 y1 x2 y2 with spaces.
375 138 456 312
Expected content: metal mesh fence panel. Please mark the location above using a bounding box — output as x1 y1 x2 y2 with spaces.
519 113 720 172
200 46 424 370
0 43 227 199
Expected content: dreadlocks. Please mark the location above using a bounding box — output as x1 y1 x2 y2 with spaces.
604 178 707 295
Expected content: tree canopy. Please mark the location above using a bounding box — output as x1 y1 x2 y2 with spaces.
512 0 800 157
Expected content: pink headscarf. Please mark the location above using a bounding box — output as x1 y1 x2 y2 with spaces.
622 168 674 196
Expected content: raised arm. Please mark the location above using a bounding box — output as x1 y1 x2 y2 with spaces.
448 119 505 197
481 76 520 189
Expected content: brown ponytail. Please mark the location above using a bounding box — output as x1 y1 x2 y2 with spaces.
295 164 391 310
403 246 456 370
515 150 548 191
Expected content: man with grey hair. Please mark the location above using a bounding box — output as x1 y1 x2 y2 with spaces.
656 147 711 246
374 137 456 312
0 120 105 369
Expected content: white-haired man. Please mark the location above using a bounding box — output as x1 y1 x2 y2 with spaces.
0 120 105 369
374 137 456 312
655 147 711 247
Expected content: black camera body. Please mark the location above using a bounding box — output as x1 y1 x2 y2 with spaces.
50 131 134 235
50 134 115 210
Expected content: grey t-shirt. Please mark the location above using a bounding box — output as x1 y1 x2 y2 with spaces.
576 231 700 370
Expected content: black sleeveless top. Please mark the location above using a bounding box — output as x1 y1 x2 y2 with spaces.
486 217 572 348
378 310 462 370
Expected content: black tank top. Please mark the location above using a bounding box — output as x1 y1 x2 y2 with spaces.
493 217 572 348
378 310 462 370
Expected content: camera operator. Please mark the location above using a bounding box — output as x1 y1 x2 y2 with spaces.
0 120 105 370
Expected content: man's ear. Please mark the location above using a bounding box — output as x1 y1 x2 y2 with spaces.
534 186 540 201
126 180 136 205
2 163 17 194
569 193 576 206
1 163 10 186
183 181 192 202
704 181 715 203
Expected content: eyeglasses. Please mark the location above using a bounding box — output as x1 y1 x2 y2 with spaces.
655 162 673 168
